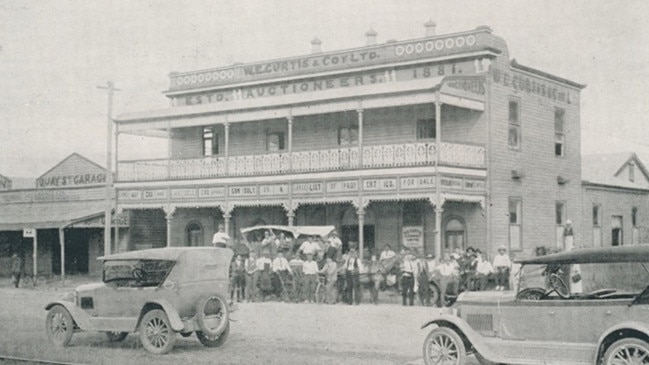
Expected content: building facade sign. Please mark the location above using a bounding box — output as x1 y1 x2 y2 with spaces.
400 176 436 190
491 67 572 104
229 186 257 197
326 180 359 193
171 188 197 199
260 184 289 196
37 173 106 188
169 30 492 92
0 188 107 204
292 182 324 195
363 178 397 191
143 189 167 200
198 187 226 198
118 190 142 200
402 226 424 250
180 60 477 106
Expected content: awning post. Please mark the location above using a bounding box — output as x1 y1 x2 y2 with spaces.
59 228 65 284
32 230 38 287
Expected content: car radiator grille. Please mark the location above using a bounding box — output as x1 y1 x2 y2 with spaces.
466 314 493 332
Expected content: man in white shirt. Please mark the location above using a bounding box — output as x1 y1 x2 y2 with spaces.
379 244 396 261
211 224 230 248
271 252 292 298
474 250 494 291
434 254 459 307
299 236 321 258
301 254 319 303
493 245 512 290
400 251 416 306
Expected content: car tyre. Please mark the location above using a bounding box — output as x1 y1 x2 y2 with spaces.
139 309 176 354
45 305 74 347
516 287 546 300
423 326 466 365
429 282 442 307
105 331 128 342
196 322 230 348
196 294 230 337
603 337 649 365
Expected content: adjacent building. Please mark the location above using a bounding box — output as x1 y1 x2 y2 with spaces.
0 153 126 277
110 23 584 259
581 152 649 247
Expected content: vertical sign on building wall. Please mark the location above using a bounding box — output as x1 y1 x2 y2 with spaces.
402 226 424 252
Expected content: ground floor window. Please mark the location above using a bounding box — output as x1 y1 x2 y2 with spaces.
612 215 623 246
341 225 375 255
444 218 465 253
509 198 522 250
186 222 203 247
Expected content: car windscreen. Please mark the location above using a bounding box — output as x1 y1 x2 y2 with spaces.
520 261 649 295
103 259 175 287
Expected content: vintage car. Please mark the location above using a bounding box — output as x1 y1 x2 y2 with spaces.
44 247 233 354
421 245 649 365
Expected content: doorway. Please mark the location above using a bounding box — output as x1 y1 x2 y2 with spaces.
444 218 466 253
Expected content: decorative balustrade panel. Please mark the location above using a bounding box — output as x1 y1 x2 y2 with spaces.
117 142 485 181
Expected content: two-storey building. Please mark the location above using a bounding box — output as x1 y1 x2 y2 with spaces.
114 23 585 259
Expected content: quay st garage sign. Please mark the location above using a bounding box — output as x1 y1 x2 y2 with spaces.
37 173 106 188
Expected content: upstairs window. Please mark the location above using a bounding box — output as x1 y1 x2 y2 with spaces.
633 207 638 227
337 125 358 146
556 201 566 225
629 162 636 182
555 108 565 156
266 131 286 152
508 99 521 150
416 118 436 140
203 127 219 156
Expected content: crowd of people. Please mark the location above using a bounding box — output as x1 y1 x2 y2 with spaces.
216 225 517 307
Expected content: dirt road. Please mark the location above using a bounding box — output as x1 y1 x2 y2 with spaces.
0 285 478 365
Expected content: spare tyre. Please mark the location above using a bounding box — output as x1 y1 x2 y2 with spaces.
195 293 229 337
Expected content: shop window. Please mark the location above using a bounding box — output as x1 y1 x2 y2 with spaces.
267 131 285 152
445 218 466 252
337 126 358 146
508 99 521 150
554 108 565 157
203 127 219 156
416 118 436 140
509 198 522 250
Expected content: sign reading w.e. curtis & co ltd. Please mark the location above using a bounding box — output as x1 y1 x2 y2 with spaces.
169 30 492 92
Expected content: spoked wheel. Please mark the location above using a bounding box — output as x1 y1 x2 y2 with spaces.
549 273 570 299
516 287 546 300
105 331 128 342
139 309 176 354
45 305 74 347
429 283 441 307
196 322 230 348
423 327 466 365
603 338 649 365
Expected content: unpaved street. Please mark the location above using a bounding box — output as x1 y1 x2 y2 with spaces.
0 284 479 365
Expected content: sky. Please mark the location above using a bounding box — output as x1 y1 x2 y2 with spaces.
1 0 649 177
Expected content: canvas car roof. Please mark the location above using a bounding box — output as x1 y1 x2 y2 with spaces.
517 245 649 265
98 247 232 261
240 225 336 238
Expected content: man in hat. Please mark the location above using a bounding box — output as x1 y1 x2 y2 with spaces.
493 245 512 290
302 254 319 303
563 219 575 251
343 248 363 305
326 231 342 261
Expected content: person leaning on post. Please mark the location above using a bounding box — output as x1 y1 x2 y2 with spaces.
11 253 23 288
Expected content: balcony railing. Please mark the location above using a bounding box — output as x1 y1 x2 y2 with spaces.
117 142 486 182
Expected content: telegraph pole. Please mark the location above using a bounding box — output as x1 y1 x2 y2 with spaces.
97 81 121 257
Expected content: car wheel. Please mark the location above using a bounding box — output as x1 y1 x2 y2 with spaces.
429 283 441 307
196 322 230 348
105 331 128 342
45 305 74 347
603 337 649 365
139 309 176 354
195 294 229 337
423 327 466 365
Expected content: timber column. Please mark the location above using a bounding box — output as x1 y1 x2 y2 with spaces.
357 208 365 258
164 206 175 247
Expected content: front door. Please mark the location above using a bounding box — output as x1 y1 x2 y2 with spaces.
445 218 465 253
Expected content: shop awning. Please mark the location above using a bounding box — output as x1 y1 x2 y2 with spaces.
0 201 107 231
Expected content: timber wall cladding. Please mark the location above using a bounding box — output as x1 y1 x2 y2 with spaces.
488 54 583 252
